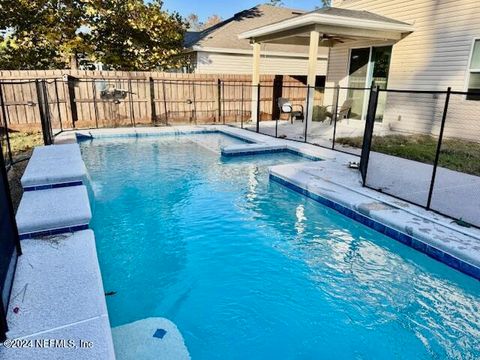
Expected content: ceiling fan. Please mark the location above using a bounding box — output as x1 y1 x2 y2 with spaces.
319 34 354 46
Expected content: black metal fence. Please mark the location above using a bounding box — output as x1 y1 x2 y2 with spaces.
360 86 480 228
0 79 56 170
239 84 370 156
0 146 22 342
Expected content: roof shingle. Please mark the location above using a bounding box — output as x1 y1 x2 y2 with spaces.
184 4 314 53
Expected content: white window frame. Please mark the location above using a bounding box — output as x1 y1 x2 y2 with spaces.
465 37 480 100
346 44 393 120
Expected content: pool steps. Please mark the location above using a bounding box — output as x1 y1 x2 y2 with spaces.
16 185 91 240
221 143 321 160
221 143 286 156
1 230 115 360
21 144 86 191
112 317 190 360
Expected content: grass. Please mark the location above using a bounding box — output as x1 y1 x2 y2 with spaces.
336 134 480 176
3 131 44 211
7 131 44 160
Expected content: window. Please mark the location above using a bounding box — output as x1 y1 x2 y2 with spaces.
347 45 392 121
467 39 480 100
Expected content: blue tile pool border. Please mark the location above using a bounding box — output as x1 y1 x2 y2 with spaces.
19 224 89 240
75 129 324 161
76 129 254 144
270 173 480 281
222 148 321 161
23 180 83 192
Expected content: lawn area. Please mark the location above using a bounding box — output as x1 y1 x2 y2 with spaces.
4 131 44 211
336 134 480 176
7 131 44 160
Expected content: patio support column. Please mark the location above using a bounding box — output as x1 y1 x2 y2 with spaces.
251 42 261 123
306 30 319 127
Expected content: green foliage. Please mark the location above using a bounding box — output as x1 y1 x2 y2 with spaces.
0 0 90 69
336 134 480 176
87 0 187 70
269 0 284 6
0 0 187 70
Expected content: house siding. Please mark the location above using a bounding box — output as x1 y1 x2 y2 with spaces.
329 0 480 140
195 51 328 76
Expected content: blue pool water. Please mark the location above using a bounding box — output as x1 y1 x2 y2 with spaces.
80 133 480 359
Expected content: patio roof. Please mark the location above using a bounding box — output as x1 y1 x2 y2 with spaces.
239 7 414 44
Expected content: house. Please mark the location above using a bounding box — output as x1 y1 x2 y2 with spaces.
239 1 480 140
183 4 328 79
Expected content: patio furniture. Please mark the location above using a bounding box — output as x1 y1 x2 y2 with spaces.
277 97 304 123
315 99 353 124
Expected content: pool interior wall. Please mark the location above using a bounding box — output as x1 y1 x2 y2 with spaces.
80 132 480 360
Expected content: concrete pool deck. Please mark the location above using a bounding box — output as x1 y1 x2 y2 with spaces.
21 143 86 191
0 230 115 360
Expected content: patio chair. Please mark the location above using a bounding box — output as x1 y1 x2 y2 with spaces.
277 97 304 123
323 99 353 124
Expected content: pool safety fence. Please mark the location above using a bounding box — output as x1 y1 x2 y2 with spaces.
360 86 480 228
0 146 22 342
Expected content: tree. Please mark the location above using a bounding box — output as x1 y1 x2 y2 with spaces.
203 15 222 29
269 0 284 6
87 0 187 71
0 0 187 71
0 0 91 69
321 0 331 7
186 13 222 31
186 13 202 31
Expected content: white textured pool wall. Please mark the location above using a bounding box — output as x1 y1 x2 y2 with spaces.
5 141 115 359
61 125 480 282
16 143 91 239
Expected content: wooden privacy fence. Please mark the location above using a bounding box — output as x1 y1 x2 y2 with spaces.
0 71 324 131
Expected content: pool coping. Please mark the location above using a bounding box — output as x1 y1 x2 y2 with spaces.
1 230 116 360
56 125 480 281
270 171 480 280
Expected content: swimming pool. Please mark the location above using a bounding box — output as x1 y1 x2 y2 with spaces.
80 132 480 359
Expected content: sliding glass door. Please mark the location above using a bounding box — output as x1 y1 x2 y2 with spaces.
347 45 392 121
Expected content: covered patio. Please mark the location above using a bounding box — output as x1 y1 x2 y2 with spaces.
239 7 414 132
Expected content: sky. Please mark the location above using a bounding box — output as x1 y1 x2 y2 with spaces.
162 0 323 22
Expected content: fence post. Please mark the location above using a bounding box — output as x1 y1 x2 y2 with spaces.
127 79 135 127
256 84 261 133
222 81 225 125
149 77 156 124
331 85 340 149
0 83 13 165
162 80 168 126
241 83 244 129
304 85 310 142
91 80 99 129
217 79 222 123
53 79 63 131
36 80 53 145
359 85 380 185
66 75 78 128
426 87 451 210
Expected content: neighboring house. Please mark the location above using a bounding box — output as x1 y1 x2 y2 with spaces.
240 1 480 140
183 4 329 78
